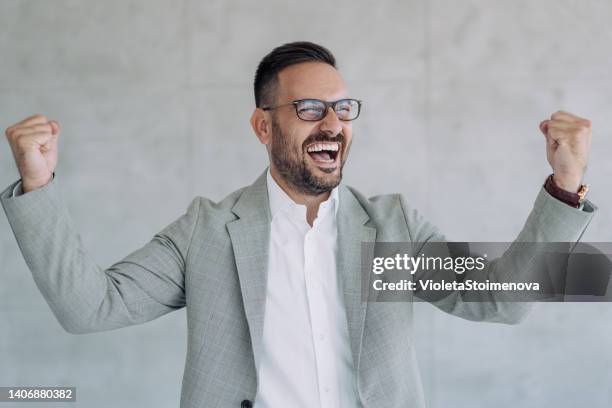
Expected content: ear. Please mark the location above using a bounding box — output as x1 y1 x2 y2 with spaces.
250 108 272 145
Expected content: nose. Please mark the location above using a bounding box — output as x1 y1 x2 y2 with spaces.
319 106 343 137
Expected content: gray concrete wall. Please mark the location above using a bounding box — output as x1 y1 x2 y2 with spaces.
1 1 610 407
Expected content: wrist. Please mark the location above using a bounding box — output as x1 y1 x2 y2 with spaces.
22 174 54 193
544 174 589 208
551 173 581 193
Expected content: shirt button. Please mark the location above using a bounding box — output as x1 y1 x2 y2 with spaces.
319 334 325 341
324 386 331 393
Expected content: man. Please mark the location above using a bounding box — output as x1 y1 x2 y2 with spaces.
1 42 596 407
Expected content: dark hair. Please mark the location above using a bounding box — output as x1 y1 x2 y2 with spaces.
254 41 337 108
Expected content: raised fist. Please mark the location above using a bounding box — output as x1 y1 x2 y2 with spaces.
5 114 60 193
539 110 592 192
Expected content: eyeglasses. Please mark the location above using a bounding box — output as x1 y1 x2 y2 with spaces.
262 98 362 121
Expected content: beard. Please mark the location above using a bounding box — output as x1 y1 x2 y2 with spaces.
269 116 348 196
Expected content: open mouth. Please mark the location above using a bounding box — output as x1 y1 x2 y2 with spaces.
305 142 341 168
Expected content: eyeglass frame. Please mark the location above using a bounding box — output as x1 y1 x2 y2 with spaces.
261 98 363 121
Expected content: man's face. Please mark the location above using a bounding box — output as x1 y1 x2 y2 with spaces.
266 62 353 196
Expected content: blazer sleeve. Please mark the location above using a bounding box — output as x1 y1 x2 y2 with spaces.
0 176 200 334
400 186 597 324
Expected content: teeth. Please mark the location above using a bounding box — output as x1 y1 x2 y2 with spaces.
306 142 340 152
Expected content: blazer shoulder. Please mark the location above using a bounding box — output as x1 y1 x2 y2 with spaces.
344 185 444 242
191 186 247 227
346 185 403 218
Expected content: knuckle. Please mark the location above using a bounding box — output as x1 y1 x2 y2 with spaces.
15 134 27 145
36 123 51 133
9 128 24 141
574 123 589 133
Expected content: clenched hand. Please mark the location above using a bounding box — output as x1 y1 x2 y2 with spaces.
5 114 60 193
539 110 592 192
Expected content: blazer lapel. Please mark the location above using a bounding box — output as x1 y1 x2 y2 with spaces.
227 170 271 371
337 184 377 371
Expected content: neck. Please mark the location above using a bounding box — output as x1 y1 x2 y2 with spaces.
269 166 331 227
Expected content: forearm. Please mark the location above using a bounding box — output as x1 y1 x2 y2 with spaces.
1 176 192 334
410 186 597 323
2 177 110 332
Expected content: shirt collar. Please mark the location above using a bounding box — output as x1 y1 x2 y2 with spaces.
266 168 339 221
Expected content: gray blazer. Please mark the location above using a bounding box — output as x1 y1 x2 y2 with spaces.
0 169 596 407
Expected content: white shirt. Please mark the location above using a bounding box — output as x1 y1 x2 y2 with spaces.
253 169 359 408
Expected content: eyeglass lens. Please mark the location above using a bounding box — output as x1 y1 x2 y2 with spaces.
296 99 360 121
